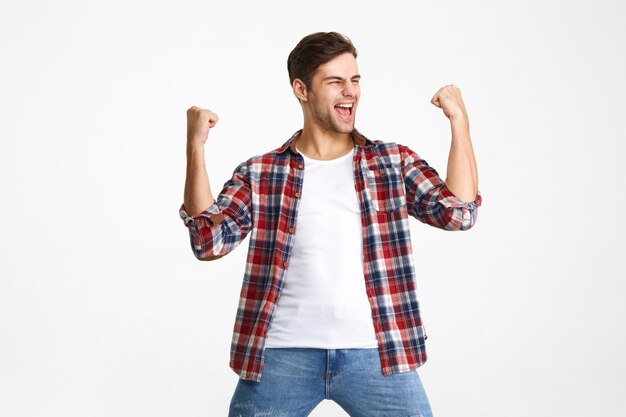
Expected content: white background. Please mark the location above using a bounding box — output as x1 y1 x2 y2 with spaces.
1 1 625 416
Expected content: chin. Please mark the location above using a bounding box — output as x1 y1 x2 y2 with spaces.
330 119 355 134
340 123 355 134
331 126 353 135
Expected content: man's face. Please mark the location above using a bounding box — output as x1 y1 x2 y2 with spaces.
305 52 361 134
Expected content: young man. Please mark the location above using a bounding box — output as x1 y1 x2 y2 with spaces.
180 32 481 417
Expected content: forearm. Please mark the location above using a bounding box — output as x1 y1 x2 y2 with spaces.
184 143 216 217
444 114 479 202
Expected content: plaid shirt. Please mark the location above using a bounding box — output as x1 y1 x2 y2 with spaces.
179 129 482 382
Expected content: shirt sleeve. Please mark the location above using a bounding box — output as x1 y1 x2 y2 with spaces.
179 159 253 260
399 144 482 231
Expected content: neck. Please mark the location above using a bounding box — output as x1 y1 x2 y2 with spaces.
296 121 353 160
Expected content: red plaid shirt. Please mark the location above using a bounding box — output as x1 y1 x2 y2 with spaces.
179 129 482 382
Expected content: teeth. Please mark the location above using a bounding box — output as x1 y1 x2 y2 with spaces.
336 103 353 108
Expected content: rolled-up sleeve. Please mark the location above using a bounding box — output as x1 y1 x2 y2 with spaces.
400 144 482 231
179 160 253 260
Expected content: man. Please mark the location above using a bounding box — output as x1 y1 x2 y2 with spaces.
180 32 481 417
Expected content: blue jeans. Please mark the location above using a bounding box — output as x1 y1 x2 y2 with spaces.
228 348 433 417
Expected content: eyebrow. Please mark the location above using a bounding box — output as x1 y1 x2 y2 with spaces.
322 75 361 82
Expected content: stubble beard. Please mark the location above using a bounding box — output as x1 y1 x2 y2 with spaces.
309 94 355 135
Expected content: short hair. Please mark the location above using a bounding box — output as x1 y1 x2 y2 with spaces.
287 32 358 89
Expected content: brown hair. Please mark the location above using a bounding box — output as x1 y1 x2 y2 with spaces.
287 32 358 89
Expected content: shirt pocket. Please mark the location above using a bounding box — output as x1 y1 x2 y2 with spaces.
364 166 406 212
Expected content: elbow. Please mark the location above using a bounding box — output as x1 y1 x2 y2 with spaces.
193 251 226 261
191 242 226 261
446 208 479 231
417 187 482 231
457 221 477 232
186 214 251 261
441 192 482 231
189 234 227 261
451 208 478 231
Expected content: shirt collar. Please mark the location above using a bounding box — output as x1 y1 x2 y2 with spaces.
276 128 371 155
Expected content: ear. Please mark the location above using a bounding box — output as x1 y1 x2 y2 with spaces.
292 79 309 102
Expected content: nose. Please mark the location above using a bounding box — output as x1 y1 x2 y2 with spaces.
342 80 356 97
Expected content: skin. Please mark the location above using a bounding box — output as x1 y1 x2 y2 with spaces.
184 52 478 217
431 84 479 202
184 106 218 216
291 52 361 160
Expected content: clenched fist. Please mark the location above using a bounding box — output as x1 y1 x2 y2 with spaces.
430 85 468 121
187 106 219 147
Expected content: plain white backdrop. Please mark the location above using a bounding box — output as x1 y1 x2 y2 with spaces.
1 1 625 416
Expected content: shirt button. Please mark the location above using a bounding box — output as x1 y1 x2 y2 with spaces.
295 192 301 198
288 227 295 233
283 261 289 267
298 164 304 169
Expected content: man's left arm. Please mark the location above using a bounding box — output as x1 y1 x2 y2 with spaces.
401 85 482 231
432 85 478 202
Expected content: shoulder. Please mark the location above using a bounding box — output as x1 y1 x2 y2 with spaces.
231 138 293 177
361 135 417 168
357 130 416 156
372 140 417 156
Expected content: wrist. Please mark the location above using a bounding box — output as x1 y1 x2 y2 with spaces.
450 114 469 132
449 111 468 123
186 141 205 156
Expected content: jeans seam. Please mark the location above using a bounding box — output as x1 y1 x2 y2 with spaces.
324 350 330 399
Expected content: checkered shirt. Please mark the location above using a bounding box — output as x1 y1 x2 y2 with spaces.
179 129 482 382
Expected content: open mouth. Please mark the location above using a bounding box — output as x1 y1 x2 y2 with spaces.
334 103 353 118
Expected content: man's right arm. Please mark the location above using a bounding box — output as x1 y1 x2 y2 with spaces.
180 106 253 261
184 106 217 216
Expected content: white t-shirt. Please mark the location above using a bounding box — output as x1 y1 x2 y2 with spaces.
264 146 378 348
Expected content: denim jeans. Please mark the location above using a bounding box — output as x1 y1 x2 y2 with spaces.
228 347 433 417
